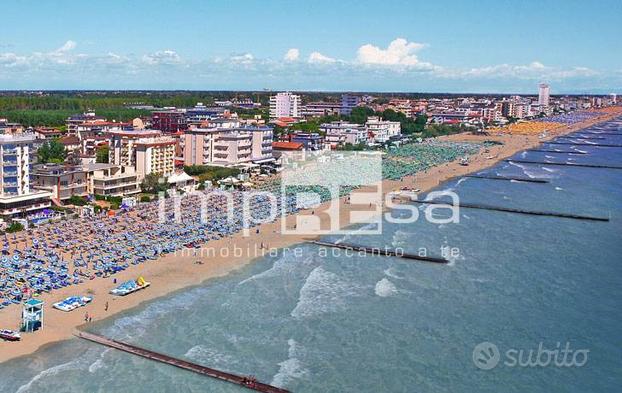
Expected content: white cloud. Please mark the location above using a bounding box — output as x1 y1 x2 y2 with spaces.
284 48 300 61
56 40 77 53
230 53 254 64
0 38 611 91
357 38 425 66
308 51 335 64
142 50 182 65
441 61 599 80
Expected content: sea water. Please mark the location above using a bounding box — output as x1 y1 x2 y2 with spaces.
1 120 621 393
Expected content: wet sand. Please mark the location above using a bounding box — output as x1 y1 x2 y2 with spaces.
0 108 620 363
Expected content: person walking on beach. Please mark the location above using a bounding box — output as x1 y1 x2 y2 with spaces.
84 312 89 322
105 302 109 312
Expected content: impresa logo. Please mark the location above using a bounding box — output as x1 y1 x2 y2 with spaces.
280 150 461 236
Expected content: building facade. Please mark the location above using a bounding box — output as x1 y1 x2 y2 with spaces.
32 165 88 202
269 92 301 119
108 130 175 179
0 134 51 216
538 83 550 107
151 110 187 133
320 121 368 148
84 163 141 197
183 126 274 166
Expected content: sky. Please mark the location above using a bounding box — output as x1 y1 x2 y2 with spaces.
0 0 621 93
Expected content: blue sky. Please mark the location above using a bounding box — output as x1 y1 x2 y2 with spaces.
1 0 621 93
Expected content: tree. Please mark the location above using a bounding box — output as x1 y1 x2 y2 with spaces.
141 173 168 194
96 145 109 163
6 222 24 233
349 106 375 124
183 165 240 181
68 195 88 206
37 139 67 163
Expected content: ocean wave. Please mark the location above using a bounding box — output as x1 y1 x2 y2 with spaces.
104 286 206 339
291 266 360 319
456 177 468 186
88 348 111 373
271 339 308 388
383 267 405 280
16 359 84 393
390 230 416 248
238 249 312 286
334 222 378 245
374 278 398 297
184 345 236 367
508 161 537 179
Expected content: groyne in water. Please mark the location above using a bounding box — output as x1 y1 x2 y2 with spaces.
307 240 449 264
74 331 290 393
410 200 610 222
558 136 606 140
528 149 587 155
547 142 622 148
463 175 548 183
504 159 622 170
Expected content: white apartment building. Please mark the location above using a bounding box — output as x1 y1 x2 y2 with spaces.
320 121 368 148
0 134 52 216
84 163 141 197
108 130 176 179
538 83 550 107
269 92 301 119
365 117 401 143
183 126 274 166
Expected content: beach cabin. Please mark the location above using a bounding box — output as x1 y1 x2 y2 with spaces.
22 298 44 332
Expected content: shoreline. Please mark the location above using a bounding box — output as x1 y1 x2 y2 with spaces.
1 109 620 364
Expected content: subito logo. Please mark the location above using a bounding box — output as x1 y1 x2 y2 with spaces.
472 342 500 370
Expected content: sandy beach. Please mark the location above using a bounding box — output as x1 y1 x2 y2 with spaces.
1 108 620 363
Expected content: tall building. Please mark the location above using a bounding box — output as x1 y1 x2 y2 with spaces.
108 130 176 179
269 92 301 119
0 134 51 216
538 83 550 107
340 94 361 115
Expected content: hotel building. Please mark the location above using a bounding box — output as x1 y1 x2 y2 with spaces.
84 163 141 197
269 92 301 119
0 134 51 217
108 130 176 179
183 125 274 166
320 121 368 148
538 83 550 107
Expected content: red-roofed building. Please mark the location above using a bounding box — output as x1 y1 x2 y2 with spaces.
272 141 303 151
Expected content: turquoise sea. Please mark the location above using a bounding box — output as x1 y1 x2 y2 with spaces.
1 119 621 393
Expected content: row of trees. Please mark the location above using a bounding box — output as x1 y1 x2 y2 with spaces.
0 108 151 127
